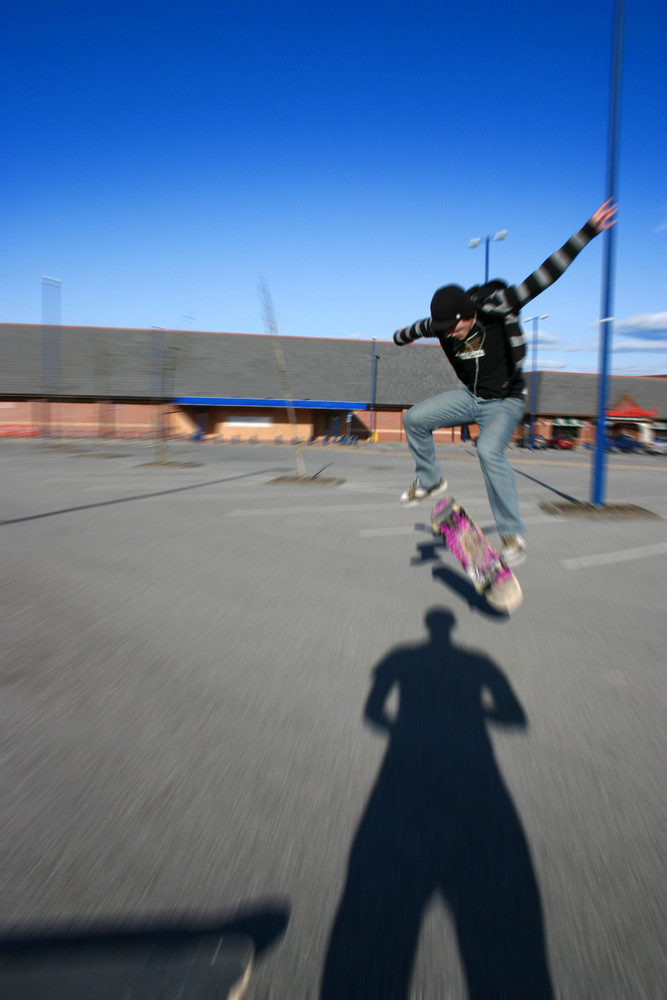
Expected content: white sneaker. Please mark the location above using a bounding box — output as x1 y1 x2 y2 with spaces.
400 478 448 507
500 534 526 567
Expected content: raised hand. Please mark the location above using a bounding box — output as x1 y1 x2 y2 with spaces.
590 199 618 232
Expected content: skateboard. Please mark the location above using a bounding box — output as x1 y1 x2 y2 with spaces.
431 496 523 613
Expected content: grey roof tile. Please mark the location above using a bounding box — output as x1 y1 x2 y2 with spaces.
1 324 665 417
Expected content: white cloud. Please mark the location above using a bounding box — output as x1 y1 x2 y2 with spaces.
611 361 667 375
522 330 564 350
535 332 560 347
564 341 597 353
614 312 667 338
613 338 667 353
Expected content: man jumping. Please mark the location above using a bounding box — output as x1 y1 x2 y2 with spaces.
393 200 617 566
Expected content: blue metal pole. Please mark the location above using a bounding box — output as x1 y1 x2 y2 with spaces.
530 317 539 450
592 0 624 506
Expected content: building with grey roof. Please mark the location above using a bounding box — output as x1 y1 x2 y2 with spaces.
1 323 665 443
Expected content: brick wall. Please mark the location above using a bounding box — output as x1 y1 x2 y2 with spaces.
353 409 478 443
0 400 160 438
0 400 640 447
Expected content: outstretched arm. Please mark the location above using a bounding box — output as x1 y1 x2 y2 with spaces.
488 200 618 315
393 317 433 345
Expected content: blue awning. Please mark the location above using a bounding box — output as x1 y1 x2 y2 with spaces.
174 397 368 410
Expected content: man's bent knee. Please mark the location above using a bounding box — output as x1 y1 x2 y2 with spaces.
476 436 506 466
403 406 423 434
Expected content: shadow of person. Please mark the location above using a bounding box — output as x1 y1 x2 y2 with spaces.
320 610 553 999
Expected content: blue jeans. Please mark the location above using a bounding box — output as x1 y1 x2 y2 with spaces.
403 388 526 537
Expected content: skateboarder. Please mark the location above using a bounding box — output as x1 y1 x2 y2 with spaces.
394 200 617 566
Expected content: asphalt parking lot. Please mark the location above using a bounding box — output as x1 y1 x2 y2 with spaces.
2 438 666 998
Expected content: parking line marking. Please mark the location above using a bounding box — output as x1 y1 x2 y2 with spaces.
561 542 667 571
228 503 400 516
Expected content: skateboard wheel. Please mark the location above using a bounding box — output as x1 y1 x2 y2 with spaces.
486 574 523 613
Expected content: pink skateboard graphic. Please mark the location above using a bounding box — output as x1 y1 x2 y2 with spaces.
431 496 523 614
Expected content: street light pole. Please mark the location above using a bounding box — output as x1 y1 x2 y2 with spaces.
592 0 624 506
41 275 62 389
469 230 508 283
370 339 379 443
525 315 548 450
259 279 306 478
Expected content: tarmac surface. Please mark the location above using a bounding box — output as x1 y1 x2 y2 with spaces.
2 438 666 998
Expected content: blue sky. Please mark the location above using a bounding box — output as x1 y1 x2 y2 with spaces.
2 0 666 374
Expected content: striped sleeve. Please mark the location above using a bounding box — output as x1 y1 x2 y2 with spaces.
505 314 526 389
393 318 432 345
490 220 599 314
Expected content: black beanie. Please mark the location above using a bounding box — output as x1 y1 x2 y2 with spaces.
430 284 477 331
